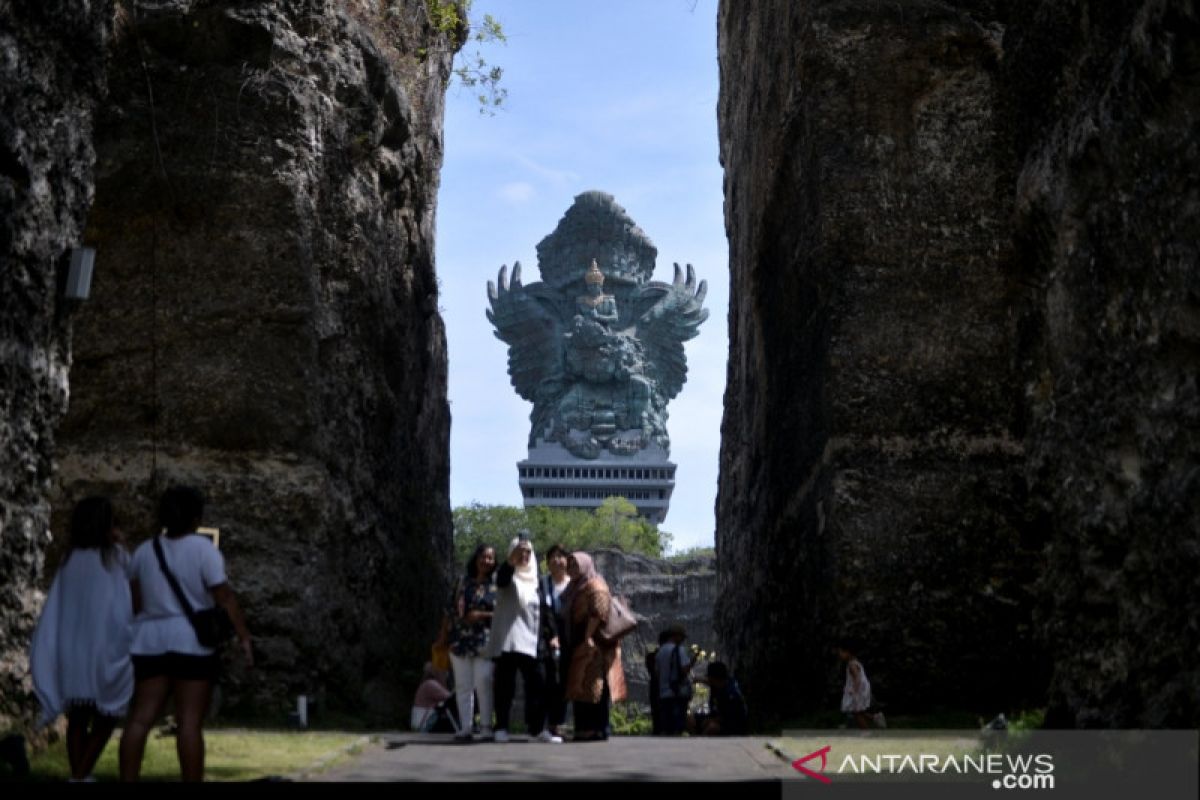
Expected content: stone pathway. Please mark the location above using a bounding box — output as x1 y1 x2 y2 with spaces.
308 733 803 782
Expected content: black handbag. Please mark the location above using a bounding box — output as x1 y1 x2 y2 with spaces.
152 535 233 648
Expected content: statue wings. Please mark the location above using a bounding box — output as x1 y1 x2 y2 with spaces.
629 263 709 401
486 262 567 404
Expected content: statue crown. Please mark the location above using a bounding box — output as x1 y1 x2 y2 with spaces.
584 259 605 286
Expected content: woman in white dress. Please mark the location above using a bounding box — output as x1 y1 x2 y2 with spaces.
837 641 874 729
30 496 134 781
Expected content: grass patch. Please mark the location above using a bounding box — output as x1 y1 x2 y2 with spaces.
611 701 652 736
25 728 367 782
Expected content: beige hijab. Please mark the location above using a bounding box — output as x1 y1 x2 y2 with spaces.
560 551 599 615
506 537 539 608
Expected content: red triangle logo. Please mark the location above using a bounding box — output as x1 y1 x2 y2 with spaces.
791 745 832 784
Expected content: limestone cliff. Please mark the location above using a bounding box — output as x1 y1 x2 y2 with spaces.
0 0 113 736
1005 0 1200 727
717 0 1199 728
717 0 1043 724
48 0 457 722
592 548 718 706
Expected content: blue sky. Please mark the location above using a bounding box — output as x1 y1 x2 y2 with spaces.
435 0 727 553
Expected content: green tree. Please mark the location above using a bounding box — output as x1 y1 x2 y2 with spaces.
422 0 507 114
579 497 673 558
451 500 672 570
450 503 530 573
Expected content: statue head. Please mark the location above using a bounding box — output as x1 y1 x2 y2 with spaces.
535 191 657 289
584 259 605 293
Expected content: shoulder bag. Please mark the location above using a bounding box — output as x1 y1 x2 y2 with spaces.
152 535 233 649
595 593 637 646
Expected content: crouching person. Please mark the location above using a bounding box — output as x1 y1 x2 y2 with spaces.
689 662 747 736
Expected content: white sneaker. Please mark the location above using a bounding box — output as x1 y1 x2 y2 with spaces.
492 729 509 743
536 730 563 743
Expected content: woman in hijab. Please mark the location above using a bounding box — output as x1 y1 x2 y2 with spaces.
562 551 626 742
488 534 561 743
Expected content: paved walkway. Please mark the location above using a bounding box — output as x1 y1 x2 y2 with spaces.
309 732 802 782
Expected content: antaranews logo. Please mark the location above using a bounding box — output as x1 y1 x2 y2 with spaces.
791 746 832 784
791 745 1056 790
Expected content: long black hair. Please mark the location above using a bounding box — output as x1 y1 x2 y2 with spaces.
465 542 496 581
68 496 119 567
158 485 205 537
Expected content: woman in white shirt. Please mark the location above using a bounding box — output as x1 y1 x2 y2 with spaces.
118 486 252 782
30 496 133 781
489 535 560 743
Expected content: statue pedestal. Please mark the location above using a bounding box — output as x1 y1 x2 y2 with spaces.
516 438 676 524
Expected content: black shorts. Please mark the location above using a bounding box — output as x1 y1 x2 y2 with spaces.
132 652 220 682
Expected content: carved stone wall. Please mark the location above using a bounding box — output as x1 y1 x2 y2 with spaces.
0 0 113 737
48 0 456 722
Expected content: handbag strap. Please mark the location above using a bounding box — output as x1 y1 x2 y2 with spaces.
152 535 199 625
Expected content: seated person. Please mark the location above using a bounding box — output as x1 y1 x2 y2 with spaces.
689 661 748 736
410 662 453 732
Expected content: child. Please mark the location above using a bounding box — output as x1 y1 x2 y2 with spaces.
30 497 134 781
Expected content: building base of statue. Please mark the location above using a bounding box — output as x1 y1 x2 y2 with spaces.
517 437 675 524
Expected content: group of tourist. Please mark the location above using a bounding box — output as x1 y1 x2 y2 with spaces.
416 536 753 742
420 538 627 743
29 488 253 782
29 488 878 779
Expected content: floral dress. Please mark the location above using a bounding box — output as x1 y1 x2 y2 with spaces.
447 576 496 658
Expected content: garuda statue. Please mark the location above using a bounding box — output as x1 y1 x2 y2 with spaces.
486 191 708 459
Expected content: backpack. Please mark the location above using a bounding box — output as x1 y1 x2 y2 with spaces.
595 594 637 646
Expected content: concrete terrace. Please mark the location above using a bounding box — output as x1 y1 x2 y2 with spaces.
308 733 802 782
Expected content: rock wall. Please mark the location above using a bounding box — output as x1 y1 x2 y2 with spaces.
716 0 1043 725
1005 0 1200 727
49 0 456 722
717 0 1199 728
592 548 718 706
0 0 113 736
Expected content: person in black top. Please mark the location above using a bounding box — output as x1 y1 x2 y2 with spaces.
539 543 570 738
647 629 672 735
689 661 748 736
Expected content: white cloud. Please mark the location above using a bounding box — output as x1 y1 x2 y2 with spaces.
497 181 536 204
513 155 580 187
